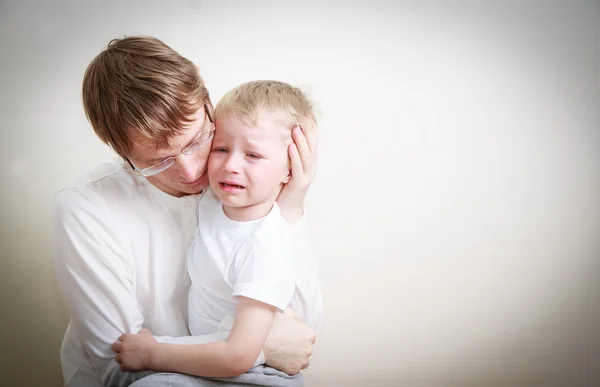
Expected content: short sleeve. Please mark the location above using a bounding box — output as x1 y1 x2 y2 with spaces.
231 210 295 311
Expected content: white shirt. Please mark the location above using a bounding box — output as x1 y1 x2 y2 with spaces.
188 191 313 336
51 159 322 386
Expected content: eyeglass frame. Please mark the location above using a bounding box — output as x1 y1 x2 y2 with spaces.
125 103 215 177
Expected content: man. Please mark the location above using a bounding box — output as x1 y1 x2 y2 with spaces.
51 35 320 387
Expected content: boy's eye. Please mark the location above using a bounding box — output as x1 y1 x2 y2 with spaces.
213 147 228 153
247 153 261 159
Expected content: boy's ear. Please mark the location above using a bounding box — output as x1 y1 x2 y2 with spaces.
283 170 291 184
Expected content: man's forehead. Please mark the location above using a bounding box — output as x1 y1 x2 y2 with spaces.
128 107 206 160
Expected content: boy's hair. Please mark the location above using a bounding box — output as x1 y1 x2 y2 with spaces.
82 35 210 157
215 80 316 129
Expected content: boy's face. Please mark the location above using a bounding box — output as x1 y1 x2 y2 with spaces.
127 106 213 197
208 111 291 214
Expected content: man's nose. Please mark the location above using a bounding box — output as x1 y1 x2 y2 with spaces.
176 154 200 181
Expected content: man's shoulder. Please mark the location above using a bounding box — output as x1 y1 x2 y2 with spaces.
60 159 130 190
197 188 222 219
198 187 219 205
53 159 139 212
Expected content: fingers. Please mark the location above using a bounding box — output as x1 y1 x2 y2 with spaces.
284 308 303 322
302 339 315 370
300 120 319 156
291 127 311 175
303 341 314 370
301 357 310 370
115 353 122 364
111 340 122 353
139 328 152 335
288 143 303 180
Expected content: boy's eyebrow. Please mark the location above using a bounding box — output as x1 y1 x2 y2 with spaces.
244 142 271 154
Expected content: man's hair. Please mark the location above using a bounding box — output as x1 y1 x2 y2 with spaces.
82 35 210 157
214 80 316 130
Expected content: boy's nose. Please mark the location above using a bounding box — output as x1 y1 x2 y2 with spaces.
223 153 242 173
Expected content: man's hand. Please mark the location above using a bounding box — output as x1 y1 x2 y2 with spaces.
263 309 316 375
112 328 158 371
277 121 319 223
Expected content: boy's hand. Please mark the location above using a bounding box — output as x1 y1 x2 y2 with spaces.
277 121 319 224
112 328 158 371
263 309 316 375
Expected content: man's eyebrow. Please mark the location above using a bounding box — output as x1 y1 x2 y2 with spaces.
145 128 205 164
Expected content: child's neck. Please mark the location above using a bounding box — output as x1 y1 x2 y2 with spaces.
222 200 275 222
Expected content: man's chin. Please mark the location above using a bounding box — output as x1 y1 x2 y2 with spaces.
181 181 209 195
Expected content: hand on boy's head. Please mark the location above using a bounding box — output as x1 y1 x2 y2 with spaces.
298 118 319 155
291 120 319 184
276 120 319 223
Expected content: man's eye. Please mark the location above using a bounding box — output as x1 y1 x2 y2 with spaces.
247 153 261 159
186 141 201 150
146 157 170 166
198 133 211 143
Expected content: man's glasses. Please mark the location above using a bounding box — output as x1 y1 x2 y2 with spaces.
126 104 215 177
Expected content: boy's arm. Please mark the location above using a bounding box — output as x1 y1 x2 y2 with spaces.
116 297 277 377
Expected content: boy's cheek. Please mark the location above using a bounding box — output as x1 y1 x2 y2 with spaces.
206 155 219 180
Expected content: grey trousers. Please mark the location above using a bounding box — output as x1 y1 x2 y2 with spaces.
128 366 303 387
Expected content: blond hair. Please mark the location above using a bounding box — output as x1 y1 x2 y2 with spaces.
215 80 316 129
82 35 210 157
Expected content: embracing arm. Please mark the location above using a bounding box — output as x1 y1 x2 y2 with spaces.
52 188 146 386
143 298 275 377
51 188 232 386
114 205 313 377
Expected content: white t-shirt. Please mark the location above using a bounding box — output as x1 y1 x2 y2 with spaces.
51 159 322 386
188 190 317 336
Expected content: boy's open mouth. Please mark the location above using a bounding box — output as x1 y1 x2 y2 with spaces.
220 182 245 189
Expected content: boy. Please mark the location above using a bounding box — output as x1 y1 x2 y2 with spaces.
113 81 323 385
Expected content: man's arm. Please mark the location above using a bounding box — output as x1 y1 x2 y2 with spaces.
52 187 169 386
52 188 235 386
276 121 324 334
115 297 277 377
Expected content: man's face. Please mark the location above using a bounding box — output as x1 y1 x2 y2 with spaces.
208 111 291 213
127 106 212 197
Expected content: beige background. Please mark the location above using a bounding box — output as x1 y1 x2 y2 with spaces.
1 1 599 386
